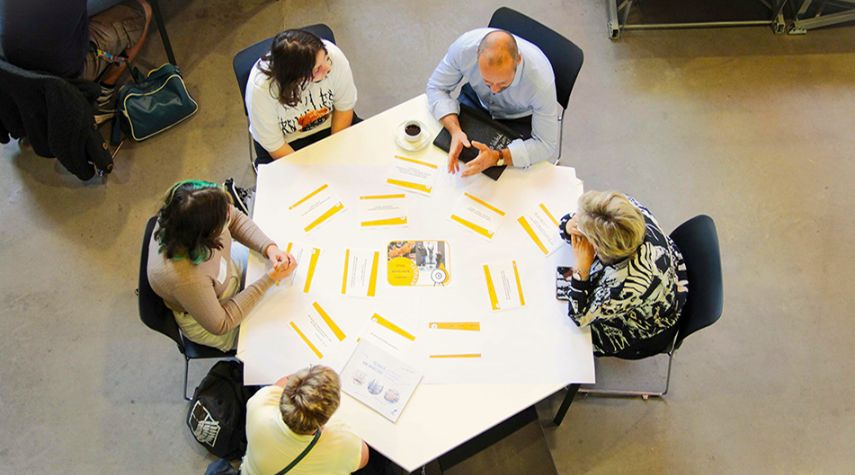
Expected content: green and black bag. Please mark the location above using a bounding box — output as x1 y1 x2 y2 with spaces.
111 63 197 144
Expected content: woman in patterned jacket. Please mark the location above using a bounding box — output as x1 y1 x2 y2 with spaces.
558 191 688 357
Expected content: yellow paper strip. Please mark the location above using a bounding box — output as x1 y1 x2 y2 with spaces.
429 322 480 331
367 252 379 297
394 155 438 169
290 322 323 359
341 249 350 295
539 203 559 226
512 260 526 306
386 178 432 194
430 353 482 359
371 313 415 341
465 193 506 216
483 265 499 311
451 214 494 239
361 217 408 227
518 217 548 255
303 248 320 293
359 193 406 200
312 302 345 341
285 242 293 254
304 202 344 232
289 184 328 210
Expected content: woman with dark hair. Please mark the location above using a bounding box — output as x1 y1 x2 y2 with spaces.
146 180 297 351
246 29 358 166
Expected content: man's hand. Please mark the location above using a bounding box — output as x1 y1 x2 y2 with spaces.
461 141 500 177
570 233 596 280
448 130 471 174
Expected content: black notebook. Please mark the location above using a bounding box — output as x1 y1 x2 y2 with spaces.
433 104 523 181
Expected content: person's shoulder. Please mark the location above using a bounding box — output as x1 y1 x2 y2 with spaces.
248 385 283 410
452 28 491 51
319 422 363 450
248 59 273 90
324 40 347 60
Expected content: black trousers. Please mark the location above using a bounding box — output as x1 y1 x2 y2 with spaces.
254 114 363 166
458 83 533 139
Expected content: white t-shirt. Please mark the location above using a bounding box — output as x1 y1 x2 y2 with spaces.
245 40 357 152
241 386 363 475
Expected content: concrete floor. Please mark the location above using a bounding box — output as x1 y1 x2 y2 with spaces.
1 0 853 473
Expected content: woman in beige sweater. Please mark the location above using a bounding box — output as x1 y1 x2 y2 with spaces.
147 180 296 351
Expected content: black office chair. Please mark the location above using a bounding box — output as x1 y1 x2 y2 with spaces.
488 7 584 163
137 216 236 400
554 215 724 425
232 24 336 168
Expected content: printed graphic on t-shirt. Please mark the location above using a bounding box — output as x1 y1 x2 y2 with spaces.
279 88 335 135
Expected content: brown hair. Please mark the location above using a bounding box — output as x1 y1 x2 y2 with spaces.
154 180 231 264
279 366 341 435
261 29 327 107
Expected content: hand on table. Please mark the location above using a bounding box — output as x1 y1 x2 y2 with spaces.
570 233 596 281
265 245 298 283
461 141 500 177
447 130 471 174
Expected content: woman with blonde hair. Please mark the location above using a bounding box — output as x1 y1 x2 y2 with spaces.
146 180 296 352
242 365 372 474
559 191 688 357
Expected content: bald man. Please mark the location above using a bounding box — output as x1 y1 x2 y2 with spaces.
426 28 560 177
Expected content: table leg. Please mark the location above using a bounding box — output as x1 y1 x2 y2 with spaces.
149 0 177 65
553 383 580 426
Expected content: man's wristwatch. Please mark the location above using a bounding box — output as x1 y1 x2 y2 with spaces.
495 149 505 167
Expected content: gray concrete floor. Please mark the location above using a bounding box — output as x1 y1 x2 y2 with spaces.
1 0 853 473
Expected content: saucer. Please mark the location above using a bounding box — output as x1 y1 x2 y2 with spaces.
395 121 431 152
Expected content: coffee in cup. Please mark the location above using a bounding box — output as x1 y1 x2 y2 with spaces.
403 121 422 142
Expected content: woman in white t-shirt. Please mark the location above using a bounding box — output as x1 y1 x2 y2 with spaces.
246 30 358 166
242 366 371 475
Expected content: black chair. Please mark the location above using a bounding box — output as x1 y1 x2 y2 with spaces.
554 215 724 425
138 217 236 401
232 24 336 168
488 7 584 163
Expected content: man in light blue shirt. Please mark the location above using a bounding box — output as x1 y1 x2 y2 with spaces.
427 28 560 176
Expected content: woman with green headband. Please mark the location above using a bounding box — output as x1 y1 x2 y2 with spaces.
146 180 296 351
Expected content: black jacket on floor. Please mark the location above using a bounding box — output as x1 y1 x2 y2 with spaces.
0 59 113 180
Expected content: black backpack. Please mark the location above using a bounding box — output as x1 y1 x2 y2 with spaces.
187 361 258 459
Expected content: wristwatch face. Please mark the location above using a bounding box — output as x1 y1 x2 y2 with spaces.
496 158 505 167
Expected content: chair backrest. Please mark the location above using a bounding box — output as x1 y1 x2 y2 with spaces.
669 215 724 349
488 7 584 110
138 216 186 353
232 24 336 116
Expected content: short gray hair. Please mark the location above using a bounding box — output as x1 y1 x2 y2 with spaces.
279 366 341 435
576 191 645 263
476 30 519 68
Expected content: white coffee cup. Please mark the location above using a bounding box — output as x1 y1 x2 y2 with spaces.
403 120 423 143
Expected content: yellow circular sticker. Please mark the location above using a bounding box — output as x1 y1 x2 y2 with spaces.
387 257 418 286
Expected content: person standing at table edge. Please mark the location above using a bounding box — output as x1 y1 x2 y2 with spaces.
426 28 560 177
147 180 297 352
246 29 359 168
558 191 689 357
242 365 388 475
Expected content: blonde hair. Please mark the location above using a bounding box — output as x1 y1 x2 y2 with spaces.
576 191 645 263
279 366 341 435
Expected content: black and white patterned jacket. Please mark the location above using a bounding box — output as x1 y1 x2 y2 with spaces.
558 198 688 356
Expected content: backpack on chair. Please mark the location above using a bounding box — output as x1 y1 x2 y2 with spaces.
187 360 257 460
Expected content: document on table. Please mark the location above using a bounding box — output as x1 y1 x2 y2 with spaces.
386 155 439 196
289 301 349 361
360 312 418 355
449 192 507 240
341 248 381 298
340 340 423 423
517 203 563 256
425 321 484 360
279 242 323 293
288 183 346 233
358 193 408 228
482 260 526 311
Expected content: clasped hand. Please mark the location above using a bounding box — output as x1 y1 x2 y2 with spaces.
447 131 498 177
265 245 298 282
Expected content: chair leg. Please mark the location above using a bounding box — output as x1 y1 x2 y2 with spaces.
578 352 675 399
553 383 580 426
555 109 565 164
183 356 191 401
